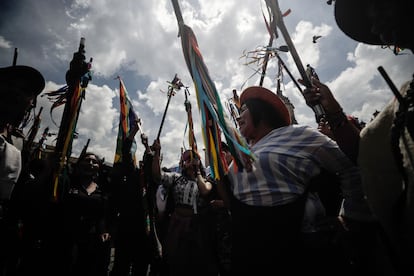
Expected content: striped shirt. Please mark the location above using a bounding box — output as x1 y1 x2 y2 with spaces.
228 125 373 221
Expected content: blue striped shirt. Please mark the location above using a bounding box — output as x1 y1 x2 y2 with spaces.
228 125 373 221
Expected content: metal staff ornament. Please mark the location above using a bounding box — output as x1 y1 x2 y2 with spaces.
156 74 184 140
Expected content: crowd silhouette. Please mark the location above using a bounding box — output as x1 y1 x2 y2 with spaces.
1 0 413 275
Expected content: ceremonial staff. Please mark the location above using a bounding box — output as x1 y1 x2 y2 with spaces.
183 86 198 154
52 37 92 201
259 36 275 87
171 0 254 179
156 74 184 140
12 48 18 66
259 8 291 87
265 0 325 122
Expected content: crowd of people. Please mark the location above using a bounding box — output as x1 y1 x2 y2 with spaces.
1 0 413 275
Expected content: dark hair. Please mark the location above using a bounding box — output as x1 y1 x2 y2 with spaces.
70 152 104 188
78 152 104 168
244 98 287 129
179 149 206 177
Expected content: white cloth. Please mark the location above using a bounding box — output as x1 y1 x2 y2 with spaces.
359 80 414 252
0 135 22 200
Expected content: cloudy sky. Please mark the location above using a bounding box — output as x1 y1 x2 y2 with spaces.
1 0 413 168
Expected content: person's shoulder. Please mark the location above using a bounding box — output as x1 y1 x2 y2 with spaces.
0 135 21 158
161 170 181 183
285 124 323 138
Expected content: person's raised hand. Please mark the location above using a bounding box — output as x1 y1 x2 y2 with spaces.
299 77 343 115
151 139 161 154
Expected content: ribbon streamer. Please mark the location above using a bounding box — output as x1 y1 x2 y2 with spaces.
171 0 254 180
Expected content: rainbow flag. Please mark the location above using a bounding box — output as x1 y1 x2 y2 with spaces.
113 77 138 166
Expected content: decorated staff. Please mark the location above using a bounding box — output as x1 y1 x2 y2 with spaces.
171 0 254 180
12 48 18 66
183 85 198 155
156 74 184 140
52 37 92 201
41 85 69 128
259 7 291 86
264 0 326 122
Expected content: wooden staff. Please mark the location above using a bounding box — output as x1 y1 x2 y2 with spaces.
12 48 18 66
265 0 325 122
156 74 183 140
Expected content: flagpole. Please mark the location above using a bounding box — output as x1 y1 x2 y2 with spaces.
12 48 18 66
52 37 92 201
156 86 174 141
171 0 184 33
171 0 255 178
183 86 198 154
54 37 88 155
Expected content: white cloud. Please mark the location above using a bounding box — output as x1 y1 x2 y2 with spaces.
0 36 12 49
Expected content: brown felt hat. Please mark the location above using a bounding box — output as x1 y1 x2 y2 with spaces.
0 65 45 97
240 86 291 125
334 0 412 49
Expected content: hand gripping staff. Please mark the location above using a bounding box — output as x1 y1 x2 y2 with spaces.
265 0 326 122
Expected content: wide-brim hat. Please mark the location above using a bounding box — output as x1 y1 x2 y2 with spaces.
240 86 291 125
0 65 45 97
335 0 411 48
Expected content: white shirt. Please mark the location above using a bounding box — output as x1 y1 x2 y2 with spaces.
0 135 22 200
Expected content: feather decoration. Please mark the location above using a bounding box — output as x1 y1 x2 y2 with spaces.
41 85 69 127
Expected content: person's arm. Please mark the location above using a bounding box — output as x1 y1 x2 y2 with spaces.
216 176 232 209
301 78 361 163
191 158 212 196
151 139 162 183
195 172 212 197
317 141 374 222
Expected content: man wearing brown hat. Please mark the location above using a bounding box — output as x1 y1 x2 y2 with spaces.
0 65 45 275
224 86 375 275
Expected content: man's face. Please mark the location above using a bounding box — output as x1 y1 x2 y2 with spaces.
237 104 255 141
78 154 100 176
181 151 198 171
0 82 36 126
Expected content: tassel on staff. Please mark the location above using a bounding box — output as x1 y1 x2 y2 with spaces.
171 0 254 180
52 37 92 202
